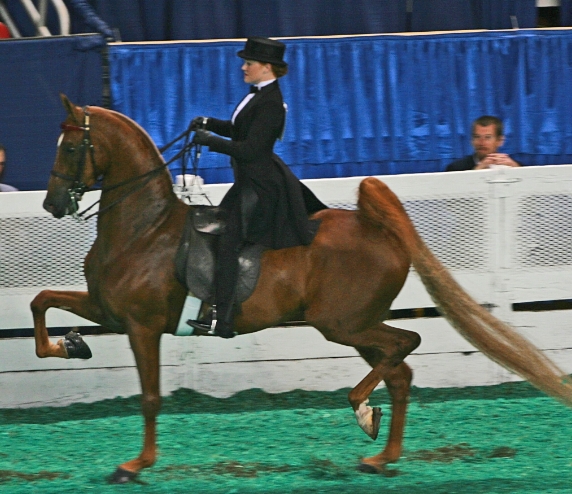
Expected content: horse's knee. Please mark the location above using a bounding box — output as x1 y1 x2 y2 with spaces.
141 394 161 418
30 290 51 314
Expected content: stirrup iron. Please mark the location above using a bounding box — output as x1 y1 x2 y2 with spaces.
207 305 217 335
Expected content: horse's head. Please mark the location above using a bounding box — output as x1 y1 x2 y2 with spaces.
43 94 102 218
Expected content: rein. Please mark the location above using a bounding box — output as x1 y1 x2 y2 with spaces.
57 108 198 221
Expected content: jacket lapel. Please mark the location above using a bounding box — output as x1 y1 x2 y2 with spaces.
237 82 278 119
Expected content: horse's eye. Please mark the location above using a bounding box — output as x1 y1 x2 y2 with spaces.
66 146 76 154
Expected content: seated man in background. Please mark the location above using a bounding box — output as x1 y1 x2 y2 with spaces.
0 144 18 192
446 115 521 171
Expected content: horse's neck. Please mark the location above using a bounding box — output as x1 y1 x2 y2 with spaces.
93 116 182 244
97 159 178 242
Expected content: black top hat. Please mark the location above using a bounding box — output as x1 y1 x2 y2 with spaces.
237 37 287 67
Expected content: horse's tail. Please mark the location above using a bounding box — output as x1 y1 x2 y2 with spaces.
357 176 572 407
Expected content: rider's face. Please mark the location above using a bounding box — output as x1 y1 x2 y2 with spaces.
242 60 272 85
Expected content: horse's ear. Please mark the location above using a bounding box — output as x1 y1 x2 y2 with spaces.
60 93 81 124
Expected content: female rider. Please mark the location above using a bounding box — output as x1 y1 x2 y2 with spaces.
187 36 326 338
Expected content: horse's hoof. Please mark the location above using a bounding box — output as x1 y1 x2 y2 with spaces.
108 467 138 484
63 331 92 359
371 406 382 441
357 461 381 474
355 401 383 440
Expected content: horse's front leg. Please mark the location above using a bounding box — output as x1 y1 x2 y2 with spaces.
30 289 104 359
110 325 162 483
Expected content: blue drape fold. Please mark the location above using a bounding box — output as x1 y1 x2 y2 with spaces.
108 31 572 183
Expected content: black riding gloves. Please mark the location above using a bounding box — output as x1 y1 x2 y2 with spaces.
190 116 208 131
192 129 214 146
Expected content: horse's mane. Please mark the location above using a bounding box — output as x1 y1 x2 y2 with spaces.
95 106 165 161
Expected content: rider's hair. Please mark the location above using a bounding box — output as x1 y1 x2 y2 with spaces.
271 64 288 78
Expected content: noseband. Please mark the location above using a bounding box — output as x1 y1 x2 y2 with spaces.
54 107 94 216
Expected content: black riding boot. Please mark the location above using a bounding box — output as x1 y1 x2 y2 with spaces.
187 231 240 338
210 214 242 338
211 298 236 339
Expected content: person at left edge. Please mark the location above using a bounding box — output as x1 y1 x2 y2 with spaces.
0 144 18 192
187 36 327 338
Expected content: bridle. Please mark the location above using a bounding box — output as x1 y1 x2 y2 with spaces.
54 107 95 217
56 106 199 221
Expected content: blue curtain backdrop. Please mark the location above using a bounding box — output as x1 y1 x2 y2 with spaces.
411 0 537 31
0 35 105 191
108 30 572 184
64 0 544 42
563 0 572 27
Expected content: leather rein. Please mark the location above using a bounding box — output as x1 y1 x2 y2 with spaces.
56 106 196 221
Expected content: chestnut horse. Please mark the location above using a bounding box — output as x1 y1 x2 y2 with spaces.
32 95 572 483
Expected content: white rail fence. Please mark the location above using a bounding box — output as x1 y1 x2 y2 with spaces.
1 165 572 407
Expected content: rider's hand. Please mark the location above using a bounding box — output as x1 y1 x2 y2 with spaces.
192 129 213 145
190 116 208 131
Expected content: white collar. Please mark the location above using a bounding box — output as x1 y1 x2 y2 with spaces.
253 79 276 90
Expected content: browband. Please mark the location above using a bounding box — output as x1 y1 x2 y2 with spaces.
61 123 87 132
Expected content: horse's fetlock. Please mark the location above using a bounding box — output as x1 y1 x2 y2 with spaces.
348 390 364 410
140 455 157 469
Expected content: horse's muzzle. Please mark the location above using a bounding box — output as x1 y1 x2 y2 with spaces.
43 190 71 219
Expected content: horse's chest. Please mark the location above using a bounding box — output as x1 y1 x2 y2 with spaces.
83 245 143 305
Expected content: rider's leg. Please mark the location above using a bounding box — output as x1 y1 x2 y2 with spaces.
211 217 241 338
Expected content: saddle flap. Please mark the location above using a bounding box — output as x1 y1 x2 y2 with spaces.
175 207 266 305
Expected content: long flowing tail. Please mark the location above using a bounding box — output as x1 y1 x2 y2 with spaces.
357 177 572 407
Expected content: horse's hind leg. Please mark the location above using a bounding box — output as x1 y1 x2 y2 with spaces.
31 290 104 358
336 322 420 472
355 361 413 473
